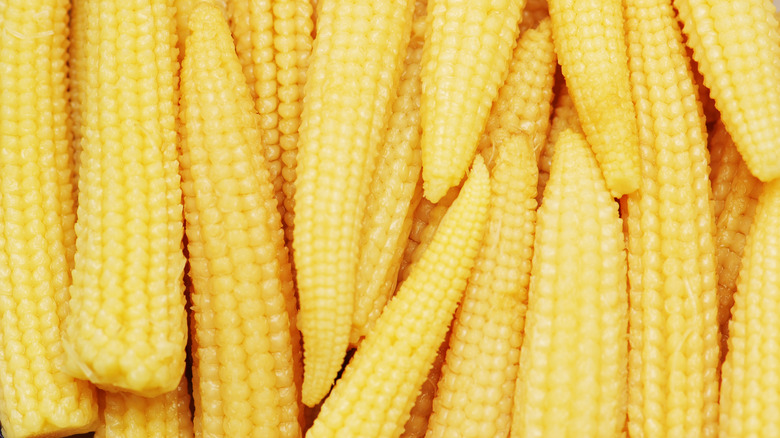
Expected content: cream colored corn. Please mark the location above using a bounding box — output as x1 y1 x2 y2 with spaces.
513 129 627 437
536 84 581 203
624 0 719 435
93 379 193 438
351 0 427 345
179 4 301 437
675 0 780 182
400 337 449 438
548 0 640 197
294 0 416 406
426 132 537 438
420 0 525 202
0 0 99 436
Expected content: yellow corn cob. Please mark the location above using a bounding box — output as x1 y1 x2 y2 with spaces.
674 0 780 182
64 0 187 396
512 128 627 437
536 84 581 203
709 121 763 362
68 0 87 205
400 337 449 438
306 156 490 438
548 0 640 197
427 132 537 438
420 0 525 202
93 379 193 438
294 0 416 406
179 4 301 437
174 0 228 59
710 120 746 221
275 0 315 241
624 0 719 435
351 0 427 345
719 178 780 438
478 17 556 167
0 0 99 436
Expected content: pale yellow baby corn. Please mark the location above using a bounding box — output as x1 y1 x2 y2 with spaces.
548 0 640 197
624 0 719 435
0 0 98 436
307 157 490 438
536 84 581 203
400 338 449 438
420 0 525 202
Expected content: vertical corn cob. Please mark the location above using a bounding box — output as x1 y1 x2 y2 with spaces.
179 3 301 437
536 84 581 203
710 120 746 221
512 129 627 437
674 0 780 181
624 0 719 435
426 132 537 438
420 0 525 202
351 0 427 344
548 0 640 197
478 17 556 167
400 337 449 438
68 0 87 205
719 178 780 438
64 0 187 396
94 379 193 438
0 0 99 436
294 0 416 406
174 0 228 59
307 157 490 438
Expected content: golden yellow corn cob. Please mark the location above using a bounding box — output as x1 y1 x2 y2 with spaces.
174 0 227 59
512 129 627 437
624 0 719 435
0 0 99 436
478 17 556 167
400 337 449 438
420 0 525 202
710 120 746 221
719 177 780 438
351 0 427 345
548 0 640 197
675 0 780 182
179 4 301 437
68 0 87 205
93 379 193 438
306 156 490 438
294 0 416 406
709 121 763 362
427 132 537 438
536 84 581 203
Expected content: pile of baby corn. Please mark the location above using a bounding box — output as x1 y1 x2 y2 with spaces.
0 0 778 436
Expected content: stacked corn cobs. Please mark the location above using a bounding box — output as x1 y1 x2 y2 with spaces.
1 0 779 436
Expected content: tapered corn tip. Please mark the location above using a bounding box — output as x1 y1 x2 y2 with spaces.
422 171 455 203
190 2 223 35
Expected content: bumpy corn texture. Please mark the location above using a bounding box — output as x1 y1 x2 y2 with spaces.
719 178 780 438
536 84 581 203
93 378 193 438
426 133 537 438
709 120 763 362
710 120 747 221
68 0 87 203
478 17 556 165
624 0 719 435
400 337 449 438
351 0 427 344
675 0 780 182
179 4 301 437
174 0 227 60
420 0 525 202
512 129 627 438
548 0 640 197
0 0 99 436
294 0 416 406
306 157 490 438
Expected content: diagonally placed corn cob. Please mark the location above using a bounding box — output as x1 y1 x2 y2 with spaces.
0 0 99 436
420 0 525 202
64 0 188 397
426 132 537 438
293 0 416 406
179 3 301 437
400 336 449 438
624 0 719 435
306 156 489 438
512 129 627 437
674 0 780 182
548 0 640 197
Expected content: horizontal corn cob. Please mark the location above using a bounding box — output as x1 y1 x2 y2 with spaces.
293 0 416 406
548 0 640 197
536 84 581 203
179 4 301 436
420 0 525 202
307 157 490 438
0 0 99 436
674 0 780 181
400 337 449 438
427 132 537 438
624 0 719 435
